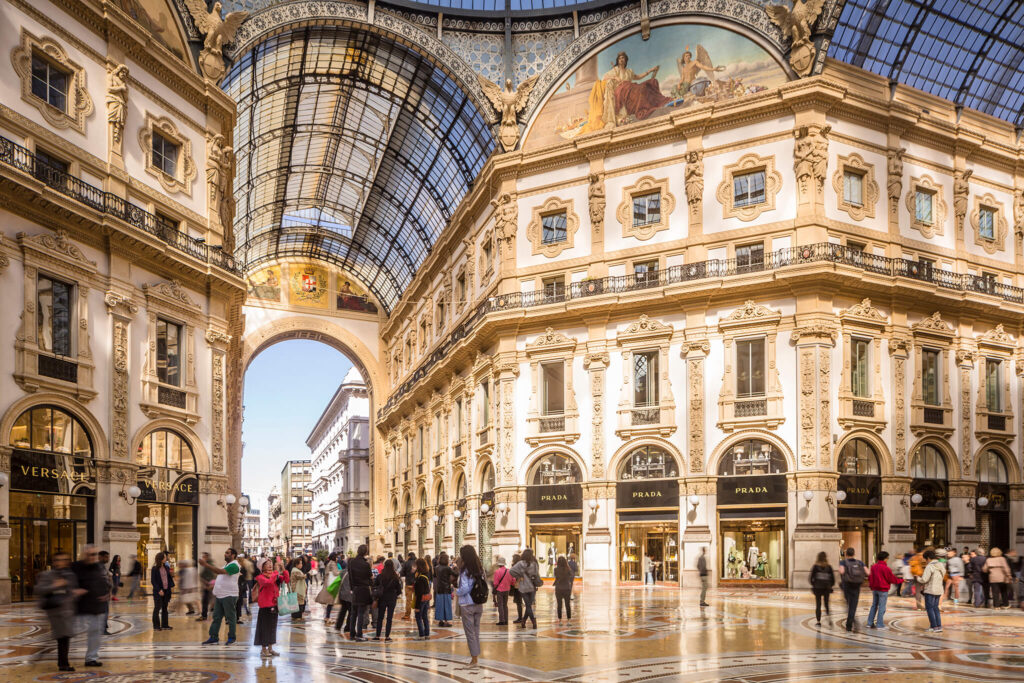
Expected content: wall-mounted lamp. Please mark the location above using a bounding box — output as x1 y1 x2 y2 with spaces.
479 503 490 514
413 518 421 526
143 516 151 524
399 522 406 530
496 502 509 514
120 484 142 505
453 509 463 519
587 499 599 511
239 495 250 508
802 490 814 506
688 494 699 508
977 496 990 507
836 490 847 503
430 515 439 524
910 493 923 505
0 472 8 488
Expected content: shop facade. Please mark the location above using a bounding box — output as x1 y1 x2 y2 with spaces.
525 453 583 579
615 445 680 585
836 438 883 561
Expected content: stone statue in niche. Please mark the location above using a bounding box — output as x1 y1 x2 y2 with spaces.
183 0 249 81
207 134 234 227
953 169 973 235
105 63 129 155
588 173 605 236
794 125 829 197
684 149 704 214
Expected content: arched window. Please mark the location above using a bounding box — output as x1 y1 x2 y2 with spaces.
136 429 196 471
978 450 1009 483
837 439 880 475
10 405 92 457
618 445 678 479
434 483 445 506
455 473 467 499
718 439 786 476
402 494 412 514
911 444 948 479
529 453 582 485
480 462 495 492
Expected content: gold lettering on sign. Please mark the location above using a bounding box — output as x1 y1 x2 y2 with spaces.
734 486 769 494
140 479 196 493
20 465 90 482
540 494 568 502
631 491 664 499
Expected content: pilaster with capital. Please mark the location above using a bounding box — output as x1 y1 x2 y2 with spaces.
683 340 710 474
106 291 138 461
792 323 836 469
584 351 610 479
889 337 910 473
956 348 975 476
495 361 518 486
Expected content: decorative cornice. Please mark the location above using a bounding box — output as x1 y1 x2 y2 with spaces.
104 290 139 315
143 280 202 314
205 326 232 346
719 300 782 328
791 323 837 345
911 311 955 337
18 229 97 273
978 323 1014 349
526 327 577 351
839 297 888 325
617 314 674 344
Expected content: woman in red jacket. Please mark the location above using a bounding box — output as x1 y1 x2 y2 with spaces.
253 559 287 657
867 551 898 629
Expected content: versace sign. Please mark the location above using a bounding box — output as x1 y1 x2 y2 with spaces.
616 479 679 509
527 483 582 511
716 474 787 506
11 450 96 495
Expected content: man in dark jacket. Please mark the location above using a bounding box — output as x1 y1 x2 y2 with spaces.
969 548 989 607
347 545 374 641
72 546 110 667
401 552 417 620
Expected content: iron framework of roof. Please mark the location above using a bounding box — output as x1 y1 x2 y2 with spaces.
223 25 494 314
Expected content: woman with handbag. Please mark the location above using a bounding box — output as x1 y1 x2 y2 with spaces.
492 556 514 625
509 549 541 629
36 551 82 672
371 560 402 641
253 559 286 657
288 559 308 620
316 553 341 623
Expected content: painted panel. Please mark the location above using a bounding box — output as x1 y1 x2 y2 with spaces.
287 264 330 309
247 266 282 302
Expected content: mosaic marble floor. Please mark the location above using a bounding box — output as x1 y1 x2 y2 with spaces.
3 585 1023 682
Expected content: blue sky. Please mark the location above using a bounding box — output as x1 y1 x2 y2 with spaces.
242 340 352 517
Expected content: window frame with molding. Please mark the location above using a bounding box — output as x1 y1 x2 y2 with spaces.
715 153 782 222
140 281 202 424
716 301 784 432
524 328 579 446
904 174 947 239
975 326 1015 441
909 313 955 437
837 299 888 431
526 197 580 258
11 30 94 133
970 193 1008 255
14 230 97 401
616 175 676 241
138 112 197 197
615 315 676 439
832 153 879 221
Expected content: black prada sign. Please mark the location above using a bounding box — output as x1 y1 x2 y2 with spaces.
617 479 679 509
716 474 786 506
527 483 582 511
838 475 881 507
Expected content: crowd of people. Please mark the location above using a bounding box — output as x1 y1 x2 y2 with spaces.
31 541 1024 671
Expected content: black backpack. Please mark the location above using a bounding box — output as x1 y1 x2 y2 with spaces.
469 574 489 604
844 560 866 585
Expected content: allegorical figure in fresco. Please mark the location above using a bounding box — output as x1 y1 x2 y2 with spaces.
673 45 725 98
582 51 672 133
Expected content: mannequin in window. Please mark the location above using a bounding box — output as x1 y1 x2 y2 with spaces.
755 552 768 578
747 544 760 571
727 549 742 578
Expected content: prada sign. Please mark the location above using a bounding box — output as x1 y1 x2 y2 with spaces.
527 483 582 511
838 475 881 507
617 479 679 509
11 450 96 495
716 474 786 506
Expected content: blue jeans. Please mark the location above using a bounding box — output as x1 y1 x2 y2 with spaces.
867 590 888 627
415 601 430 636
79 613 105 663
924 593 941 629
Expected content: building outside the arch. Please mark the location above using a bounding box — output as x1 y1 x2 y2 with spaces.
3 0 1024 602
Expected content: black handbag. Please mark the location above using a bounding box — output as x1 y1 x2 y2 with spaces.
40 590 64 610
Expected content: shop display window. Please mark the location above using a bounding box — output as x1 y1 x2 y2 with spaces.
720 519 784 580
530 453 581 485
618 445 678 480
618 523 677 582
531 526 580 578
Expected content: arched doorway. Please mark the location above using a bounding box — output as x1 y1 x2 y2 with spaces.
453 472 468 553
8 404 96 601
910 443 951 548
836 437 882 561
716 438 788 584
614 444 681 585
477 461 496 571
134 428 199 572
977 449 1011 550
525 452 583 579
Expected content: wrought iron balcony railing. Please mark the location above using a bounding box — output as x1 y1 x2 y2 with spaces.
0 134 238 274
852 400 875 418
539 414 566 432
630 407 660 425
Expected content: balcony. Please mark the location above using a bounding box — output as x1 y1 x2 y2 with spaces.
0 134 237 273
923 407 944 424
630 407 660 425
539 414 565 432
735 399 767 417
38 355 78 383
852 400 874 418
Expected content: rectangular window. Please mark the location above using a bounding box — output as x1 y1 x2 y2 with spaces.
152 132 179 177
541 212 568 244
979 207 995 239
851 337 870 398
155 211 179 234
541 361 565 415
632 191 661 227
633 350 659 406
733 170 766 207
34 148 69 186
736 338 766 398
455 399 463 439
542 276 565 302
156 318 182 386
481 381 490 427
842 170 864 207
634 259 659 284
922 349 940 405
736 242 765 273
30 53 68 111
914 190 934 224
418 427 424 462
37 275 73 356
987 358 1002 412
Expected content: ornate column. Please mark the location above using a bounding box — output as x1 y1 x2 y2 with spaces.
207 326 232 545
681 477 714 589
491 359 522 563
0 446 11 603
683 340 710 474
582 482 614 587
890 337 910 473
583 351 610 479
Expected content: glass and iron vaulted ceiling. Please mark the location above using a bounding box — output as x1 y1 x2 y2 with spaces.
830 0 1024 126
223 26 494 314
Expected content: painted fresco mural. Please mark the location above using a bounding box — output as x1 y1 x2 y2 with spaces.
288 264 330 309
523 24 789 151
336 278 378 314
246 266 281 302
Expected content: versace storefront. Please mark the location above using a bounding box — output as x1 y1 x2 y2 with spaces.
717 440 788 584
134 429 199 572
526 453 583 579
836 439 883 560
615 446 680 584
910 444 951 548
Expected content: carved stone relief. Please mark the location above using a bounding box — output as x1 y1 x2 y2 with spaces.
111 318 129 460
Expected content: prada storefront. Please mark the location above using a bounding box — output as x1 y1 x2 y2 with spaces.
717 439 788 584
526 453 582 579
616 445 680 584
8 405 95 602
836 439 883 561
135 429 199 573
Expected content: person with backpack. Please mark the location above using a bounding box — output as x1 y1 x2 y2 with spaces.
509 548 541 629
866 551 897 629
492 556 514 625
509 552 524 624
838 547 865 632
432 553 455 627
454 545 488 666
918 548 946 632
808 551 835 626
371 559 403 641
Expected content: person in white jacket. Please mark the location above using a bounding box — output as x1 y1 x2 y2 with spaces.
917 549 946 632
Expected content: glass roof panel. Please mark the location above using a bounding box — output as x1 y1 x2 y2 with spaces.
830 0 1024 126
226 24 494 314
